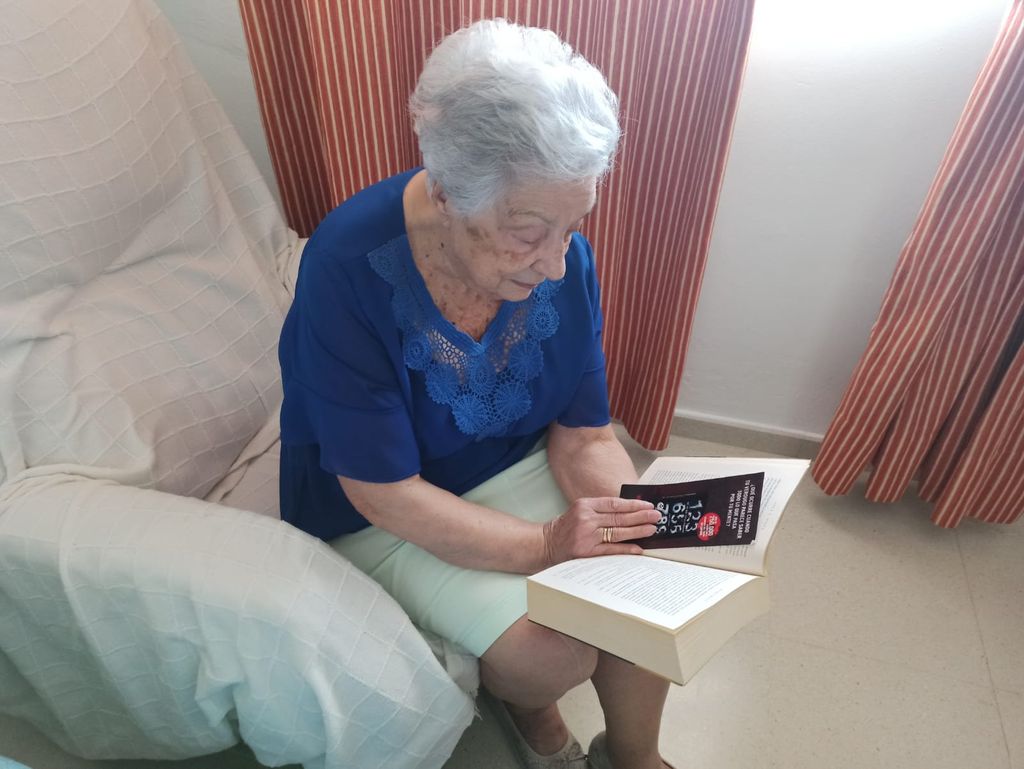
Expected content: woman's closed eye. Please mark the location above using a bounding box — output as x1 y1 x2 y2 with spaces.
511 228 547 248
510 218 584 248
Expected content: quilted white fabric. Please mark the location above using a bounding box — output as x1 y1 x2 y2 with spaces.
0 0 291 497
204 237 305 520
0 476 474 768
0 1 476 767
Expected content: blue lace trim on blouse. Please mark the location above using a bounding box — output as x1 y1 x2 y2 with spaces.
368 238 561 439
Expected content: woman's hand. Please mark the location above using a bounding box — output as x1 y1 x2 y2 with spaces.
541 497 661 567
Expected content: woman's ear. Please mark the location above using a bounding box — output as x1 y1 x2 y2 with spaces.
427 178 451 223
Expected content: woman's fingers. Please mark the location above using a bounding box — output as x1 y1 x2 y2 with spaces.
546 496 660 564
598 543 646 556
584 496 656 514
602 508 662 530
589 497 659 550
576 497 659 528
598 522 658 544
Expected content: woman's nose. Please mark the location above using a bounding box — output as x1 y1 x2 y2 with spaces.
534 240 568 281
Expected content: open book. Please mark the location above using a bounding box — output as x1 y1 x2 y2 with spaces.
527 456 809 684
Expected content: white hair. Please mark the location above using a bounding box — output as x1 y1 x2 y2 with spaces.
409 18 621 216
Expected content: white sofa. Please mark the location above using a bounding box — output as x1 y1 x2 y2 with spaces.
0 2 476 767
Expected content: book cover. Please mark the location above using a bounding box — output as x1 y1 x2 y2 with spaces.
620 472 765 549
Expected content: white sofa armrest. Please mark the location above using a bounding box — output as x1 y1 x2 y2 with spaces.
0 476 473 769
277 235 309 300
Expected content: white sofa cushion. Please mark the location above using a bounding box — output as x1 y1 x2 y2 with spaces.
0 0 294 497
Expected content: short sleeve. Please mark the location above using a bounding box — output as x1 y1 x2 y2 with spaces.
279 246 420 483
556 236 612 428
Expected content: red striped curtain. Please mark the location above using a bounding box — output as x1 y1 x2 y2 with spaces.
812 0 1024 527
237 0 754 450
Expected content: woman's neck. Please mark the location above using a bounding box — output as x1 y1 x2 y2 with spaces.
403 171 501 340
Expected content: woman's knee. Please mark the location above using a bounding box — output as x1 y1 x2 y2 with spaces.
480 616 598 707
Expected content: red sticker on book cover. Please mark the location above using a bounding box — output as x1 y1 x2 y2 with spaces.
696 512 721 541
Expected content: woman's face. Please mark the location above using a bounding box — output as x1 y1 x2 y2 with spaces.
441 177 598 303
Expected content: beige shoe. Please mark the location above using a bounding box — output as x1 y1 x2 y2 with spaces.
485 691 588 769
586 732 677 769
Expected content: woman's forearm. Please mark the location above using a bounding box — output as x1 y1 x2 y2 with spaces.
547 422 640 502
339 474 548 574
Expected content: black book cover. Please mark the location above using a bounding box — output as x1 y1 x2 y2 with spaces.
620 472 765 549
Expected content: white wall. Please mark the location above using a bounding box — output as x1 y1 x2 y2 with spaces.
677 0 1011 440
156 0 1010 441
154 0 281 210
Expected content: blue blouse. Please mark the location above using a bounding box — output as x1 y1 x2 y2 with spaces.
278 168 611 540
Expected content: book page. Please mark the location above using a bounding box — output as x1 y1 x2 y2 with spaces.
529 554 758 630
640 457 808 576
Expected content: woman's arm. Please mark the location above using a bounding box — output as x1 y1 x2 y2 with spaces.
546 421 640 504
339 468 658 575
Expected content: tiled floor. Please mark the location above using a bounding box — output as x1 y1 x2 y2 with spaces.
3 430 1021 769
448 429 1024 769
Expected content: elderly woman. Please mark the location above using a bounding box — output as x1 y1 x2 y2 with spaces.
278 18 674 769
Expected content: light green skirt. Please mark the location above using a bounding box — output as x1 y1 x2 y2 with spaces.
329 445 568 657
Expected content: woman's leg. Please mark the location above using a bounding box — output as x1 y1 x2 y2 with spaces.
591 651 671 769
335 448 670 763
481 621 671 767
480 615 598 755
